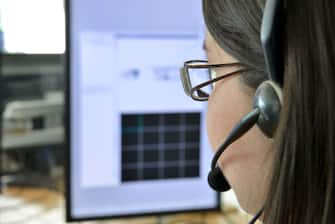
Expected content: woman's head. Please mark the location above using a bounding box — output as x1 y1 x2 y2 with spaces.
203 0 272 214
202 0 335 223
204 30 273 213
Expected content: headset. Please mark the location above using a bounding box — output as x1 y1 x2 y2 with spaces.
206 0 284 223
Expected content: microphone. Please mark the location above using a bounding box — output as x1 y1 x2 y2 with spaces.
207 166 231 192
207 108 261 192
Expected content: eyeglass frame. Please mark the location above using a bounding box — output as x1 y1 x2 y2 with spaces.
180 60 250 101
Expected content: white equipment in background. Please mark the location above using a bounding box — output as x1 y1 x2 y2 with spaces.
2 92 64 150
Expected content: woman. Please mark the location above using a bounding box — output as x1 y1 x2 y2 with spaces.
181 0 335 223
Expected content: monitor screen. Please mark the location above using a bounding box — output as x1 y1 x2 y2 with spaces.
66 0 219 221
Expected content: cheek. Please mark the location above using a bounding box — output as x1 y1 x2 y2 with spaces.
206 83 247 151
206 98 230 151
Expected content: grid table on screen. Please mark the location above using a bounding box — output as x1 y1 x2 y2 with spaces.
121 113 201 182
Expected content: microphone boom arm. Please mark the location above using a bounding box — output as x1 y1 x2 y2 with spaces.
211 108 261 170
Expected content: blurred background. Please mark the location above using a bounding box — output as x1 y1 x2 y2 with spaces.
0 0 252 223
0 0 65 188
0 0 66 223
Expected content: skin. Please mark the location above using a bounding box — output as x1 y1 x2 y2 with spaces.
204 32 274 214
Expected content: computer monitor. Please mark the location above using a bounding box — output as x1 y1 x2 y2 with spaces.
66 0 219 221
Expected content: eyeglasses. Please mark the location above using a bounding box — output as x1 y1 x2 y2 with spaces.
180 60 249 101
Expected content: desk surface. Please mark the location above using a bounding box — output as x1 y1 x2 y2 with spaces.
0 187 255 224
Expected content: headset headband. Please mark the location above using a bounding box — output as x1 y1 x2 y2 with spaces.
261 0 284 86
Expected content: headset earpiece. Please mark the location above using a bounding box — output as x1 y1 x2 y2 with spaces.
253 80 283 138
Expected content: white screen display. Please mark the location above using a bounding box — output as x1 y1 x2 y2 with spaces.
68 0 219 220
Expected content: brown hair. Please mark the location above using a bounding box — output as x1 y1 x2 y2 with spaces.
203 0 335 223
